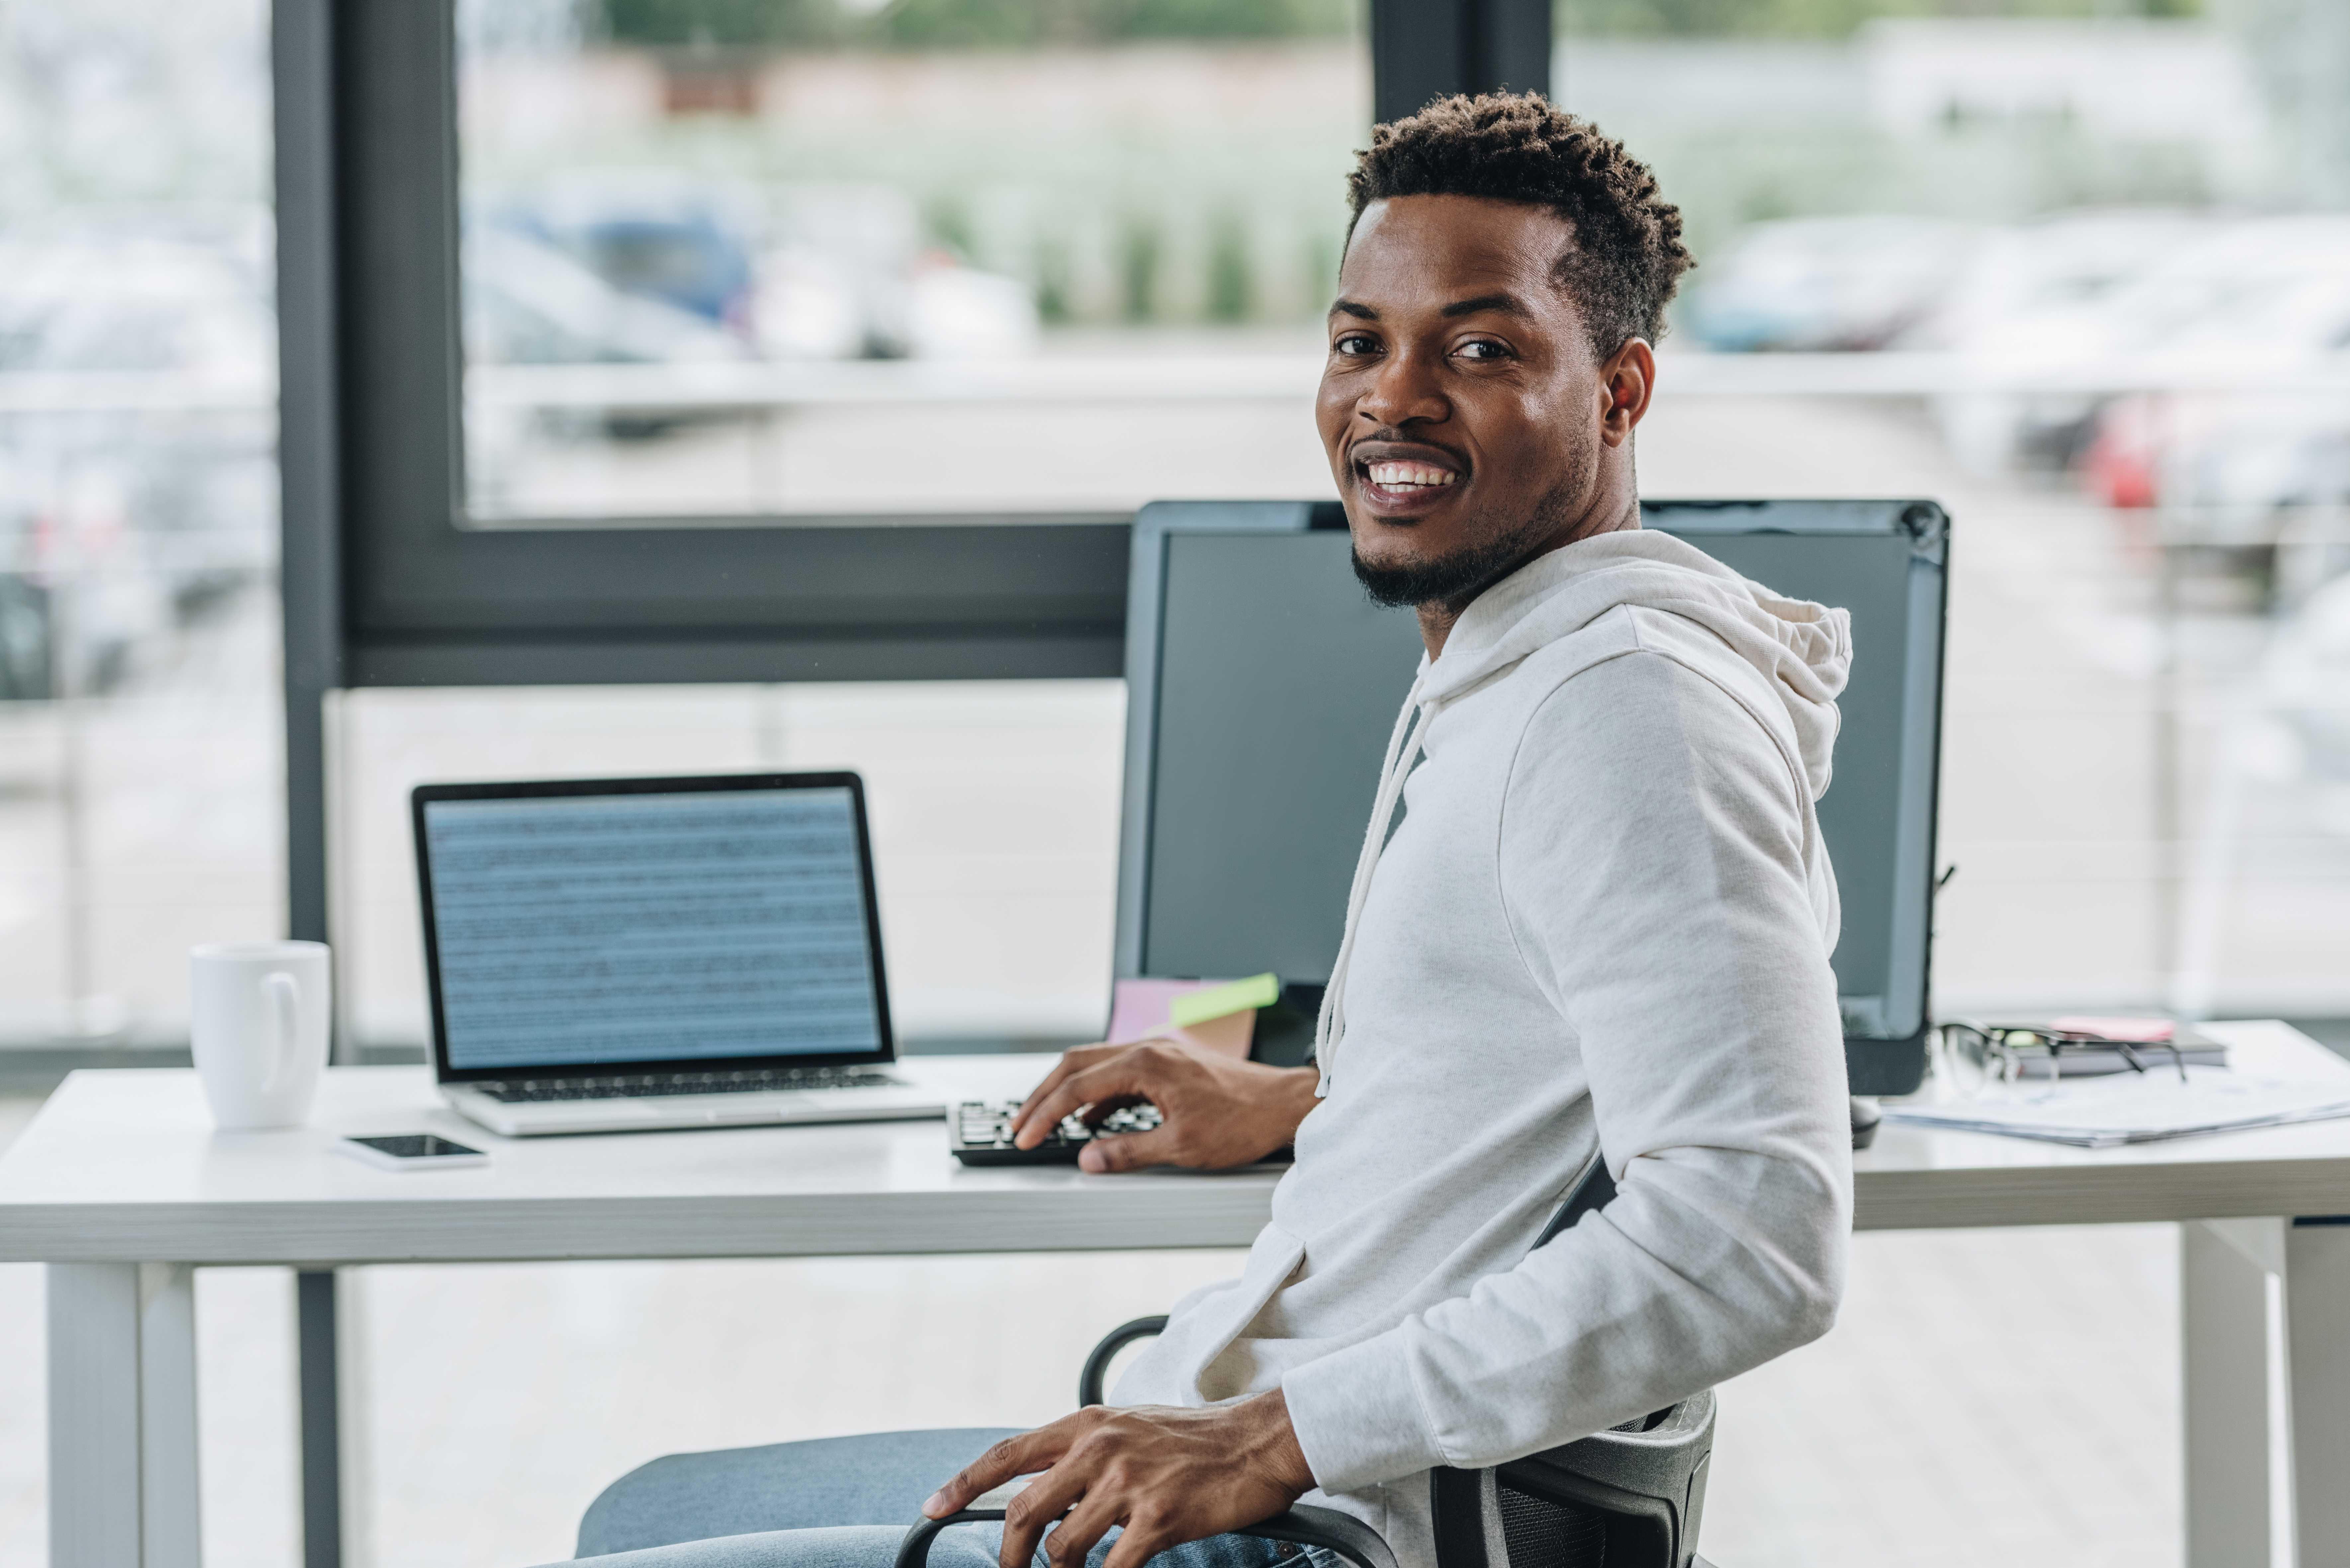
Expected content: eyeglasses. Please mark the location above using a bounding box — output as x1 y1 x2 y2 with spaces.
1934 1020 2191 1097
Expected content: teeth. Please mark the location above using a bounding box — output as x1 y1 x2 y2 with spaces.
1366 462 1458 488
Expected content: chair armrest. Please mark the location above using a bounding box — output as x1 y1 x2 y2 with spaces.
1078 1316 1169 1407
1234 1506 1401 1568
896 1507 1006 1568
895 1505 1401 1568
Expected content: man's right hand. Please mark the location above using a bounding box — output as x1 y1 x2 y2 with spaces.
1008 1040 1319 1173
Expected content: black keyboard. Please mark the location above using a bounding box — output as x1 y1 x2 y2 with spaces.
472 1066 908 1103
949 1099 1163 1165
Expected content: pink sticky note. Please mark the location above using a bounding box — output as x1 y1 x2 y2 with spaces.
1106 979 1257 1059
2050 1015 2176 1043
1107 979 1215 1044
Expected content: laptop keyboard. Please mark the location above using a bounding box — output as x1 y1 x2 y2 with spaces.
471 1066 909 1103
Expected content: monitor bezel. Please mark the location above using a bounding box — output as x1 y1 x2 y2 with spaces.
411 769 897 1084
1114 498 1948 1092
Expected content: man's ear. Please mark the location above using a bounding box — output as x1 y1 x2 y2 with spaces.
1597 339 1656 448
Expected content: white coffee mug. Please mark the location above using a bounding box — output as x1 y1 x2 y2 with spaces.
190 941 332 1130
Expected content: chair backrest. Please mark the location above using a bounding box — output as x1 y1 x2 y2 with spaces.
1427 1156 1714 1568
1433 1393 1716 1568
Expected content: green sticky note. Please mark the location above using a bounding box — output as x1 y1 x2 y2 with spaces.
1167 972 1281 1029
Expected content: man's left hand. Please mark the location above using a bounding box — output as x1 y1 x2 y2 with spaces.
922 1390 1315 1568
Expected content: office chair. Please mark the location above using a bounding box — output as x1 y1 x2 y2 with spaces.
898 1162 1721 1568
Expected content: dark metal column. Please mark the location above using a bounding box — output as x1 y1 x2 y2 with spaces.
277 0 350 1563
1369 0 1552 125
297 1271 346 1568
274 0 344 967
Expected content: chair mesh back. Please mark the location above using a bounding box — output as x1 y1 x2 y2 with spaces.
1495 1475 1610 1568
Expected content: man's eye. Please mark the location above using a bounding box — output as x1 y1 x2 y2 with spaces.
1333 333 1379 356
1456 340 1510 361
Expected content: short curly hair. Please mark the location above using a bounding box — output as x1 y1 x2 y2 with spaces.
1345 93 1693 357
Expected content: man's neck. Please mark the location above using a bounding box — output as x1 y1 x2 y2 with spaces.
1416 490 1641 659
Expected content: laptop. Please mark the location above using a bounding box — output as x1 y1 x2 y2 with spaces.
413 771 945 1137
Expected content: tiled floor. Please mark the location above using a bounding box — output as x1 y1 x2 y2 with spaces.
0 1092 2182 1568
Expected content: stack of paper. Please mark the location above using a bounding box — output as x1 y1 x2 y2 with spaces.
1886 1070 2350 1148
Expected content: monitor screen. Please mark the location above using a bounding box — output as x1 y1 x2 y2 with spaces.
1140 531 1423 987
1118 500 1944 1055
418 784 888 1072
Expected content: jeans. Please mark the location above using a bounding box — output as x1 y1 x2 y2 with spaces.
557 1427 1323 1568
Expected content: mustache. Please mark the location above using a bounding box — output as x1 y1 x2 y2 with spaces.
1350 429 1472 466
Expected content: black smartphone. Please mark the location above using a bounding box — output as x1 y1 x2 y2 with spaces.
338 1133 490 1171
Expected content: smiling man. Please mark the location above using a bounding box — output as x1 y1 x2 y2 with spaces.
559 93 1853 1568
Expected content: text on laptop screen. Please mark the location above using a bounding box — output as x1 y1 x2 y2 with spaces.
422 787 885 1071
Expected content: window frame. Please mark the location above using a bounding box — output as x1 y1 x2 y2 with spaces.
332 0 1125 687
306 0 1547 689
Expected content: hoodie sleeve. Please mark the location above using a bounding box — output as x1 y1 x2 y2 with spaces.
1281 643 1852 1490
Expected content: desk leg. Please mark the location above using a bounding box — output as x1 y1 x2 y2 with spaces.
297 1269 374 1568
297 1272 341 1568
2184 1220 2279 1568
2287 1221 2350 1567
47 1263 202 1568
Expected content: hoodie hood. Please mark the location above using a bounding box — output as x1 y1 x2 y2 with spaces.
1426 529 1851 799
1312 528 1852 1088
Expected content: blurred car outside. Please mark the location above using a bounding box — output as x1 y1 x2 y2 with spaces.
0 232 274 383
2079 219 2350 551
752 184 1037 363
0 216 278 698
1903 208 2208 475
471 176 1043 370
460 176 1044 509
1683 215 1983 353
901 253 1040 361
2087 392 2350 546
2058 215 2350 417
462 220 752 369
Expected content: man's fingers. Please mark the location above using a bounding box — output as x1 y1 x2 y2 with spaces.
924 1429 1060 1519
1011 1045 1123 1137
996 1462 1088 1568
1011 1056 1084 1133
1097 1512 1174 1568
1039 1491 1126 1568
1014 1060 1150 1150
1077 1124 1182 1174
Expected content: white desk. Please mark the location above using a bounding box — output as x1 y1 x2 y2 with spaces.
6 1024 2348 1568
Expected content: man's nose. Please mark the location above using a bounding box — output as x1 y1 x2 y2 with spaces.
1358 349 1448 428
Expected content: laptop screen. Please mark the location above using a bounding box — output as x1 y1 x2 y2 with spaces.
416 781 890 1075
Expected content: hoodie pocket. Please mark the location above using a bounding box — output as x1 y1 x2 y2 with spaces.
1151 1223 1307 1402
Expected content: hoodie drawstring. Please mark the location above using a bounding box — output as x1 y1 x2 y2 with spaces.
1313 670 1431 1093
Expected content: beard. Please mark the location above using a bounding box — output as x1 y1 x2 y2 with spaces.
1350 478 1577 611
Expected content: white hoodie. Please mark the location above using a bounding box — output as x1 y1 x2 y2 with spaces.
1110 529 1856 1568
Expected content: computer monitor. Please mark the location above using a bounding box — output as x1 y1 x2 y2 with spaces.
1113 498 1948 1095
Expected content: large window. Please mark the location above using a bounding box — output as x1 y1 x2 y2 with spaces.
1559 0 2350 1019
0 0 283 1050
456 0 1364 522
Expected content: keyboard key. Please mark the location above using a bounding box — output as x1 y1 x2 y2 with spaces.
946 1100 1163 1165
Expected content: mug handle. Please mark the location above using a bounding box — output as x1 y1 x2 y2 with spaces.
261 971 302 1096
